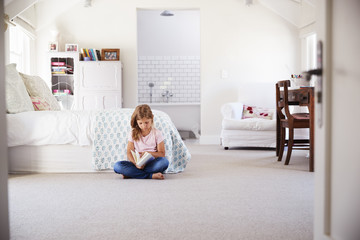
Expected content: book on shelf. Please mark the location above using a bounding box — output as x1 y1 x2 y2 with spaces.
87 49 93 60
80 48 102 61
91 49 97 61
96 50 101 60
52 72 66 75
51 63 73 68
52 65 73 74
51 62 65 66
80 48 87 58
51 66 67 71
85 48 90 59
131 150 155 167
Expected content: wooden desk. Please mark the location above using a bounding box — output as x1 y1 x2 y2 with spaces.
276 87 315 172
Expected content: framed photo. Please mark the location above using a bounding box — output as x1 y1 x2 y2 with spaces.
65 44 79 52
49 42 58 52
101 49 120 61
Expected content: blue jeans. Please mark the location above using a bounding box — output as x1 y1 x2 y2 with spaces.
113 157 169 179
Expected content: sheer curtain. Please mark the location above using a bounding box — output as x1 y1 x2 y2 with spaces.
9 26 31 74
304 33 317 86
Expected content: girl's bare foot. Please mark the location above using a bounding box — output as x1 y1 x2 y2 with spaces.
120 174 129 179
152 172 164 180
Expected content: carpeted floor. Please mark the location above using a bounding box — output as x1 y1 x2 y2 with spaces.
8 143 313 240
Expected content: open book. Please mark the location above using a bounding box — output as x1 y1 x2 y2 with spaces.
131 150 155 167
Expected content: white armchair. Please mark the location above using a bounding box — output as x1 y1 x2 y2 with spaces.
220 102 276 149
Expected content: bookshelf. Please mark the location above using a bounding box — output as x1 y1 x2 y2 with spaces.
48 52 122 110
49 52 79 110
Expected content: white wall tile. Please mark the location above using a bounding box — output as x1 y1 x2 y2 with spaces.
138 55 201 104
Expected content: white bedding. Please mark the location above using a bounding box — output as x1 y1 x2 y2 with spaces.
7 109 191 173
7 110 95 147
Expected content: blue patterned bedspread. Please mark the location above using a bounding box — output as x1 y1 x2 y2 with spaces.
92 108 191 173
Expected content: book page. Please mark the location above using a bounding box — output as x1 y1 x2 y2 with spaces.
131 150 140 164
137 152 155 167
131 150 154 167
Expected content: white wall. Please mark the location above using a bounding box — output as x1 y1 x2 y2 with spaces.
137 10 200 56
32 0 300 143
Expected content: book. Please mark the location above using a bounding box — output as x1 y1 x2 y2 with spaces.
96 50 101 61
90 49 97 61
80 48 87 59
88 49 95 61
84 48 90 59
131 150 155 167
51 62 65 66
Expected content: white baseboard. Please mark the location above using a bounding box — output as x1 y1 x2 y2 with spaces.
199 135 220 145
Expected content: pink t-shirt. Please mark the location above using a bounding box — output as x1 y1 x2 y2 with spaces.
128 128 164 153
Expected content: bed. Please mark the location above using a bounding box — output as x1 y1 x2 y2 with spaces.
5 63 190 173
8 109 191 173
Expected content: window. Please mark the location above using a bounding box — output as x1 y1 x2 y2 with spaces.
301 33 317 86
304 33 317 71
9 26 31 74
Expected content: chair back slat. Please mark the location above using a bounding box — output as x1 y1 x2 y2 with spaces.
276 80 292 120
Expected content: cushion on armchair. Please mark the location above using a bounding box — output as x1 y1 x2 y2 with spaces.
257 108 274 120
242 105 257 119
221 102 276 131
242 105 274 120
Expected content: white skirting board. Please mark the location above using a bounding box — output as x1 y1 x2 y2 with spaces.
199 135 220 145
8 145 111 173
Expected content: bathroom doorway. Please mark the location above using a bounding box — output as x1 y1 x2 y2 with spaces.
136 9 201 138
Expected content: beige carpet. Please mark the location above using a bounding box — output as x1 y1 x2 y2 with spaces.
8 143 313 240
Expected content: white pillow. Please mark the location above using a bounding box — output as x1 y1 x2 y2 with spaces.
20 73 61 111
5 64 34 114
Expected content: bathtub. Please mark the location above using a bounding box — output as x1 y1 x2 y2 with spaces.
148 103 200 138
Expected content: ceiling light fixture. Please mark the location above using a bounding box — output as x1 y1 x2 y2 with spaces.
244 0 253 6
160 10 174 16
84 0 92 7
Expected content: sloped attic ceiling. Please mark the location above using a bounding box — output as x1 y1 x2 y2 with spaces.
258 0 316 28
4 0 37 20
6 0 316 31
4 0 38 38
4 0 84 36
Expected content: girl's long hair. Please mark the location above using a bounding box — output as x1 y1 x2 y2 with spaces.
130 104 154 141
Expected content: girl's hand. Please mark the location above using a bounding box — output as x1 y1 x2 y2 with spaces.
136 164 145 170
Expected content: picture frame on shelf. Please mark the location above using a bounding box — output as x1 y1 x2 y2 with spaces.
65 44 79 52
101 49 120 61
49 42 58 52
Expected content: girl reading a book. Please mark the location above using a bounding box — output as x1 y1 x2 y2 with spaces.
113 104 169 180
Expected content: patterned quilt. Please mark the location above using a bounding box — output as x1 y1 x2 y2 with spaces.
92 108 191 173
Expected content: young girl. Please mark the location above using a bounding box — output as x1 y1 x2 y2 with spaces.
113 104 169 179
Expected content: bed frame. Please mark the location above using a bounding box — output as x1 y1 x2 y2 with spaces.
8 145 110 173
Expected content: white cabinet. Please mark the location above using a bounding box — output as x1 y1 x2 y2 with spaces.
77 61 122 110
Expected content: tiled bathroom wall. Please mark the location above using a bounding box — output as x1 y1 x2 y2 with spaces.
138 56 200 103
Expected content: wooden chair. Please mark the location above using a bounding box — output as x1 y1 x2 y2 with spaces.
276 80 310 165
